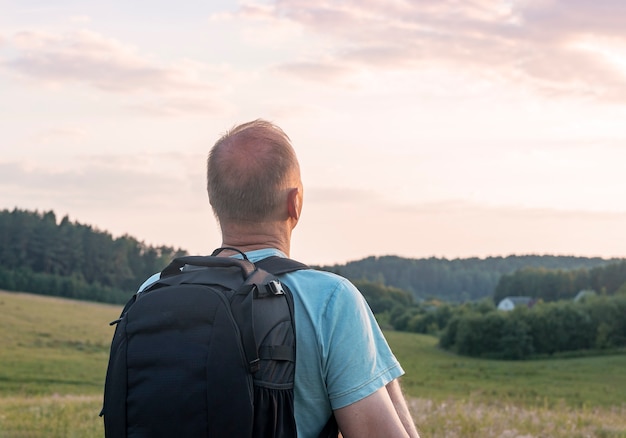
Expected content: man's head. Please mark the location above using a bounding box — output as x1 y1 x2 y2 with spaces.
207 119 302 227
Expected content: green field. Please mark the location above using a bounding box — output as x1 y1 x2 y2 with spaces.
388 330 626 408
1 290 625 437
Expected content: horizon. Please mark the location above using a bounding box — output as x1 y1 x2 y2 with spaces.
3 205 624 267
2 1 626 266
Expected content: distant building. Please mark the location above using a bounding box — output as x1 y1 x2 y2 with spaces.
497 296 535 311
574 289 596 302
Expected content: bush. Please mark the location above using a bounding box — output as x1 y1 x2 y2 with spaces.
438 296 626 359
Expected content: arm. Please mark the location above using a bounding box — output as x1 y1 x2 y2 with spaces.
386 379 420 438
334 379 420 438
319 277 419 437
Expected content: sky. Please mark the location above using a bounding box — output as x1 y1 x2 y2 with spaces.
2 0 626 266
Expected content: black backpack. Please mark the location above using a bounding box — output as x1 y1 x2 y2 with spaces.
101 249 337 437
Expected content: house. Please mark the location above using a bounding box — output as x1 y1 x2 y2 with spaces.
574 289 596 302
497 296 535 311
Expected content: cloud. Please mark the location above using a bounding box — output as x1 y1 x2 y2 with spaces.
33 126 88 144
244 0 626 101
125 95 229 117
0 156 198 209
69 15 92 24
521 0 626 37
3 30 212 94
273 61 354 83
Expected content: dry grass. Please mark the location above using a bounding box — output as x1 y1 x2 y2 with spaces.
1 395 624 438
410 398 626 438
0 394 102 438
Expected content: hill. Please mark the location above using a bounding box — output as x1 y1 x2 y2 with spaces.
3 288 625 407
1 290 625 437
321 254 621 302
0 208 186 304
0 290 119 396
2 207 624 304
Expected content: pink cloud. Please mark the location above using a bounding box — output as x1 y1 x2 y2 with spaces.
4 30 212 93
273 61 354 83
0 157 190 208
249 0 626 101
124 96 230 117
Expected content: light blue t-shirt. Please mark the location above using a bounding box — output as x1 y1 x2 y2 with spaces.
138 248 404 438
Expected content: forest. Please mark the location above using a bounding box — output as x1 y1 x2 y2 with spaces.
0 208 186 304
493 262 626 303
2 207 625 306
322 253 619 302
384 260 626 359
3 207 626 358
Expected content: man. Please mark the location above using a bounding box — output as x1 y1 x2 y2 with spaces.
204 119 420 438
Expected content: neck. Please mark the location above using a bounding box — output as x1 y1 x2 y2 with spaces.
219 221 292 257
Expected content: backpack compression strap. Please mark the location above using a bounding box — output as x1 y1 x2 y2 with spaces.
231 256 308 373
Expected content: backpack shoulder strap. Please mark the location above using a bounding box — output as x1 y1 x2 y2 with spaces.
253 256 339 438
234 256 307 373
255 256 309 275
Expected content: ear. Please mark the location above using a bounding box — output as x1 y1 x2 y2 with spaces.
287 187 301 221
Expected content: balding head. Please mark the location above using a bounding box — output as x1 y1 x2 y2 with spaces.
207 119 301 224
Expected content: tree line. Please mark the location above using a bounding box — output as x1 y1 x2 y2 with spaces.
386 294 626 359
323 254 619 302
493 262 626 303
4 207 622 306
3 207 625 359
0 208 186 304
385 259 626 359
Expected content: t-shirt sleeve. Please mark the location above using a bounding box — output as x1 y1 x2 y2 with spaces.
321 278 404 410
137 272 161 293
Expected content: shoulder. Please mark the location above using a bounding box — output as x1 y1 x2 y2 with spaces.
287 267 353 286
282 268 365 304
282 268 375 337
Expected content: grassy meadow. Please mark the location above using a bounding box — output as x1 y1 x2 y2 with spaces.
0 289 625 437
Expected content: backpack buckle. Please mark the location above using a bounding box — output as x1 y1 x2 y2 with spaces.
266 280 285 295
249 358 261 373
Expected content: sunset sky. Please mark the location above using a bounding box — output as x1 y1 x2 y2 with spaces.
2 0 626 265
